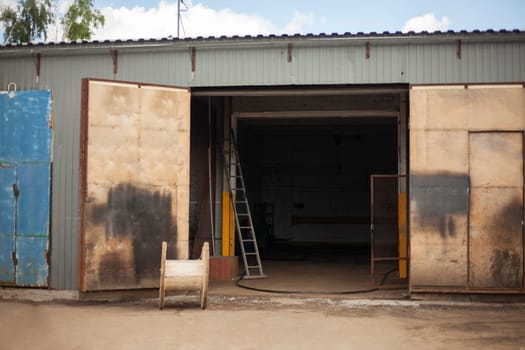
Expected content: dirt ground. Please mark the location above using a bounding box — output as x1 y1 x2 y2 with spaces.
1 297 524 350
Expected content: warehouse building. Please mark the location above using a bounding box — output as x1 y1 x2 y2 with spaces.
0 29 524 295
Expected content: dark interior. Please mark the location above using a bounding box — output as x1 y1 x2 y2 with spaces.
189 89 408 291
237 117 399 288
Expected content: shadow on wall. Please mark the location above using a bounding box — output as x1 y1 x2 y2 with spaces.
412 172 523 288
411 172 469 239
91 184 177 285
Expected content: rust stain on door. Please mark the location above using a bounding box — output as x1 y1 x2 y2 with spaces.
469 132 524 289
79 80 191 291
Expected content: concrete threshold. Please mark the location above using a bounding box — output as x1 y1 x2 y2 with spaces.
2 286 525 311
0 287 80 303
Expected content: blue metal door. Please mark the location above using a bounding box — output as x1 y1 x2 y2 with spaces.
0 165 16 283
0 89 52 287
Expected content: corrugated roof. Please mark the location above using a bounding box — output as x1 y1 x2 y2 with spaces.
1 29 524 50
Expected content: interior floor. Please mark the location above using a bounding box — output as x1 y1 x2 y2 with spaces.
236 117 406 291
234 242 405 292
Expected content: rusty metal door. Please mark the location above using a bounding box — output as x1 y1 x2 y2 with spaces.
469 132 524 289
370 175 408 288
0 89 52 287
79 79 191 291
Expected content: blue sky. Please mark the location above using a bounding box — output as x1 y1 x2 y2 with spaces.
1 0 525 41
91 0 525 35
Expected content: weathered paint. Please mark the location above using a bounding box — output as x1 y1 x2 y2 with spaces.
398 192 408 279
15 163 51 287
410 172 470 287
469 132 523 289
79 80 191 291
410 85 525 293
16 236 49 286
371 175 406 287
372 176 399 258
17 164 51 236
0 166 16 283
0 90 52 287
221 192 235 256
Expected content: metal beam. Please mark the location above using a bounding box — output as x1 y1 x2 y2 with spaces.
234 110 399 119
192 87 407 97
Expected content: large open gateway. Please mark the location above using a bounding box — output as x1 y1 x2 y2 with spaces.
191 85 410 292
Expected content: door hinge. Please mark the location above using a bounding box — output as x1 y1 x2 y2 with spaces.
12 251 18 266
48 116 54 129
12 183 19 199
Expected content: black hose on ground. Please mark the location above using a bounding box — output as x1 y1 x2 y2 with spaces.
235 268 403 295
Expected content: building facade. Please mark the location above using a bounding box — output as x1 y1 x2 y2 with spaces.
0 30 524 293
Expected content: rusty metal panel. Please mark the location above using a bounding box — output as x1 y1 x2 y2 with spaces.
410 172 469 287
467 87 525 131
370 175 408 288
0 90 52 287
371 176 398 259
411 86 525 132
410 130 469 174
79 80 191 291
0 166 16 283
469 132 524 289
410 86 525 292
409 89 469 288
409 109 470 287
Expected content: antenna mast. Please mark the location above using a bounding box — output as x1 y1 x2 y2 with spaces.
177 0 181 38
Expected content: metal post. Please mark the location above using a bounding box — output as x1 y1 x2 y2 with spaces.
177 0 181 38
370 175 375 287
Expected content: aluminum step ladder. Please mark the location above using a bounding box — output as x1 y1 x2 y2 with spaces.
224 130 266 279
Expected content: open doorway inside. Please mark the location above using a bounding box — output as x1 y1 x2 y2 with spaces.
192 85 409 293
237 117 400 292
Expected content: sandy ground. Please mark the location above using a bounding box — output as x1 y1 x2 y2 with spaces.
1 297 525 350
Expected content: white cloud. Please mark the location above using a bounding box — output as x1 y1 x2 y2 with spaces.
47 0 73 41
402 13 450 33
181 3 276 37
92 1 316 41
0 0 16 10
93 3 176 40
0 0 317 42
56 0 73 15
282 12 315 34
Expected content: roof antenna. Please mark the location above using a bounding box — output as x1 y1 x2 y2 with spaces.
177 0 181 38
177 0 189 39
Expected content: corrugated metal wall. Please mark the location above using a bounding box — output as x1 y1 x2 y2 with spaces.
0 36 524 290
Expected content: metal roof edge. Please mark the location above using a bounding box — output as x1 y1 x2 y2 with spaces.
1 29 524 56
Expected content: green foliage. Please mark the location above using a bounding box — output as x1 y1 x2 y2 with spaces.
0 7 17 43
1 0 54 44
62 0 104 41
0 0 105 44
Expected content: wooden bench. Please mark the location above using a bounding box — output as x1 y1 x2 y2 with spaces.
159 241 209 309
